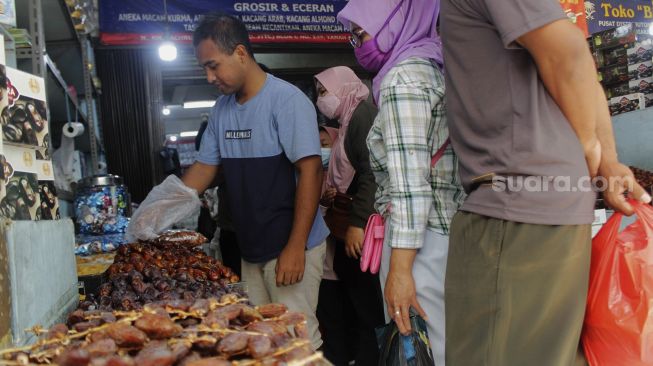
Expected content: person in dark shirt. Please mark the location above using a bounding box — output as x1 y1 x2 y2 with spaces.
189 13 328 350
314 66 384 366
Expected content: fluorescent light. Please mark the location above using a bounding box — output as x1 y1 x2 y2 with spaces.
180 131 199 137
159 42 177 61
183 100 216 109
162 107 171 116
169 135 178 142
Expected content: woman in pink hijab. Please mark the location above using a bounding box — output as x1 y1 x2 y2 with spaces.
338 1 465 365
314 66 385 365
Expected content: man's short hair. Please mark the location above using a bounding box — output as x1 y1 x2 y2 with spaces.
193 12 254 58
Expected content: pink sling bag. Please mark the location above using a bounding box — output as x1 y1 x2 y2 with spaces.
360 138 451 274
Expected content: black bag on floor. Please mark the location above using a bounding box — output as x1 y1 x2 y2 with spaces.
376 313 435 366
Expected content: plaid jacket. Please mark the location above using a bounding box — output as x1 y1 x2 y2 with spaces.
368 58 465 249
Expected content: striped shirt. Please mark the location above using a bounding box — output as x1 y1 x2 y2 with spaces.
367 57 465 249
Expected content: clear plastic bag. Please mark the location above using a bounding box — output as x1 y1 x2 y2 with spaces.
583 201 653 365
126 175 201 241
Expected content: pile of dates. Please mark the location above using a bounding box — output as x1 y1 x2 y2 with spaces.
149 231 208 247
1 295 328 366
83 242 241 311
630 166 653 192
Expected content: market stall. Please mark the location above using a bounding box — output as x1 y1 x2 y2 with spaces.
6 0 653 365
0 2 343 362
1 230 330 365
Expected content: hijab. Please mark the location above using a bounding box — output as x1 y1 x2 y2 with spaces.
320 126 339 147
315 67 370 193
337 0 442 103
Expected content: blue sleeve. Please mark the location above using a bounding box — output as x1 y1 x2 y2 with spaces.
196 108 221 165
275 91 320 163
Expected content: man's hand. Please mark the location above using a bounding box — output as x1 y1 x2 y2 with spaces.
385 249 427 336
278 155 320 287
345 226 364 259
275 242 306 287
320 188 337 207
182 162 219 195
599 161 652 216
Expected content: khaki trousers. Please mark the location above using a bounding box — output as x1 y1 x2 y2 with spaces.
242 242 326 350
445 212 590 366
380 227 449 366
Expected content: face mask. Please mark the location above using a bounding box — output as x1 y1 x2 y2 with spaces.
354 40 390 73
320 148 332 168
353 0 410 73
317 94 341 120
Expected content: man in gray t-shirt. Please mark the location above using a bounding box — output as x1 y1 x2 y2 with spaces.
441 0 651 364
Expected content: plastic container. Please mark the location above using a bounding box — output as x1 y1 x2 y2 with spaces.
74 174 131 235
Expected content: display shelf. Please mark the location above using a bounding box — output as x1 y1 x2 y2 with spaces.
45 54 86 121
60 0 101 172
17 48 88 123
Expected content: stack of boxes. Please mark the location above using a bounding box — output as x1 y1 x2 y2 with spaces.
591 24 653 116
0 37 59 221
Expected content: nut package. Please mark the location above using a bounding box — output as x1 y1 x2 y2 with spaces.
594 45 631 69
1 67 49 149
629 77 653 94
1 171 39 220
38 181 59 220
599 64 630 85
628 41 653 65
609 93 646 116
628 61 653 80
0 145 49 220
591 24 637 50
605 82 631 99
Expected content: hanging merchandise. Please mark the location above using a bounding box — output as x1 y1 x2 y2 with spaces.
74 175 131 235
588 25 653 115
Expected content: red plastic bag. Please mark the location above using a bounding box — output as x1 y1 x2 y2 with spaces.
583 201 653 365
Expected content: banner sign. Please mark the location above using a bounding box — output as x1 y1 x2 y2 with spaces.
99 0 349 45
560 0 589 36
585 0 653 36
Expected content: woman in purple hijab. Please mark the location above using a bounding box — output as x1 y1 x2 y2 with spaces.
338 1 465 365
